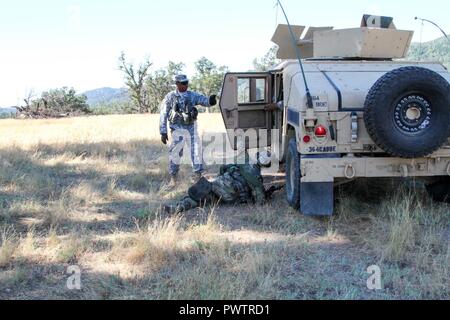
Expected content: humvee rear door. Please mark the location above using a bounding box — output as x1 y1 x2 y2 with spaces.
219 73 272 150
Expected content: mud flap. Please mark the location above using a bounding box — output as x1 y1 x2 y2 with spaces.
300 182 334 216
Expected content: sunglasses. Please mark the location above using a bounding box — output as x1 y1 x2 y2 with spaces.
177 81 189 86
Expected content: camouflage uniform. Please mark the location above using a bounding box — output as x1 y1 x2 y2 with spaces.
171 163 267 213
160 90 211 176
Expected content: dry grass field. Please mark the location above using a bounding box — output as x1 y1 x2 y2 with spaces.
0 114 448 300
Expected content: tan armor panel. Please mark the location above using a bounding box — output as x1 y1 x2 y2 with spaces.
314 28 414 59
272 15 413 60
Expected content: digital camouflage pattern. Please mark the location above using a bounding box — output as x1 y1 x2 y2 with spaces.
160 89 211 175
169 164 267 213
168 123 204 175
160 90 211 135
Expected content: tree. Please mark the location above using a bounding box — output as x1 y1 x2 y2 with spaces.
191 57 228 96
253 46 280 72
118 52 152 113
23 89 36 109
118 55 227 114
146 61 185 113
190 57 228 112
408 36 450 70
40 87 90 114
17 87 90 118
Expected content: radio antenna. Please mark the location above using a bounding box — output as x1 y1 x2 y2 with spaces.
415 17 449 42
276 0 314 109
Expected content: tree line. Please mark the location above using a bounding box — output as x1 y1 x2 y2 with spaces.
407 36 450 70
15 36 449 119
16 87 91 119
15 47 278 119
118 53 230 114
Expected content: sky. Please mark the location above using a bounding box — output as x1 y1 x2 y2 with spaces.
1 0 449 107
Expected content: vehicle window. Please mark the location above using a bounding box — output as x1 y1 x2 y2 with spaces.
238 78 250 104
237 77 266 104
255 79 265 102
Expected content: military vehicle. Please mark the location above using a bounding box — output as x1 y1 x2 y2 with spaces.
219 15 450 216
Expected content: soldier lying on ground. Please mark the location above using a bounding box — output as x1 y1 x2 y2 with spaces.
163 152 283 214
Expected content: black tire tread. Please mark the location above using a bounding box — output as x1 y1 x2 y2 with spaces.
286 138 301 209
364 66 450 158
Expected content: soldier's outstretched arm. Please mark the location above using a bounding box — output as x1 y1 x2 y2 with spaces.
265 185 285 199
192 92 216 108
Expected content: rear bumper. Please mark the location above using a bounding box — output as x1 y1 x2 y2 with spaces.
300 156 450 183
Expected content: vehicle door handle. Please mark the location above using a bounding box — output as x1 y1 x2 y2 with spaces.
225 108 238 118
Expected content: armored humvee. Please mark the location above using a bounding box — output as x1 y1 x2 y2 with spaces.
219 15 450 216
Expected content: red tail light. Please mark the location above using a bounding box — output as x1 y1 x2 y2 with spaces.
315 126 327 137
303 135 311 143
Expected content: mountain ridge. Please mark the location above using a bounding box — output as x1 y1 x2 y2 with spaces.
82 87 130 107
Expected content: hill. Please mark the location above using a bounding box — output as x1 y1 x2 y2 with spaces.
82 87 130 107
0 107 17 118
408 36 450 69
0 107 17 114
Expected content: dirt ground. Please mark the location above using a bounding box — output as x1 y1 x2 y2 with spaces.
0 114 448 300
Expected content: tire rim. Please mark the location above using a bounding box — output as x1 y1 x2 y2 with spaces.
394 94 432 134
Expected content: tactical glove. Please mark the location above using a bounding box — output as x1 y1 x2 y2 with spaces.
161 134 169 145
265 185 285 199
209 95 217 106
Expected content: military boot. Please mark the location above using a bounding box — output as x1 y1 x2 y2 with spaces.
191 172 203 184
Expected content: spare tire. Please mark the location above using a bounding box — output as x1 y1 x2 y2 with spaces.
364 66 450 158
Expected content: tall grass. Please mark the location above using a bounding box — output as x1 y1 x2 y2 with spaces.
334 183 449 299
0 115 448 300
0 227 17 268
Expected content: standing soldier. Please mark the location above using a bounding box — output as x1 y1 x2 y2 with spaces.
160 75 217 187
